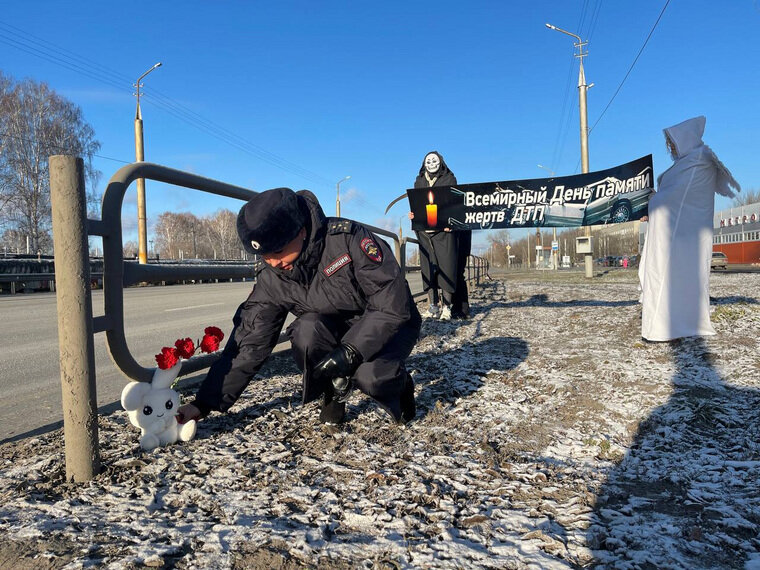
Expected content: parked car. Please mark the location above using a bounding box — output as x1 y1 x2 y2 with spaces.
544 182 653 227
710 251 728 270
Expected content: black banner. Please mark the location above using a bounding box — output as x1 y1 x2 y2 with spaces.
408 154 653 230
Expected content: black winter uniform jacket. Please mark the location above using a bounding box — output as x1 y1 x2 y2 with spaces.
195 190 419 414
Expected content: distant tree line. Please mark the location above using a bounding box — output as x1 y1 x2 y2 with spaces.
484 226 639 268
0 71 101 255
122 209 245 261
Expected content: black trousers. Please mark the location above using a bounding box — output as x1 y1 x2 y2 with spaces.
452 230 472 316
416 230 457 305
287 312 421 421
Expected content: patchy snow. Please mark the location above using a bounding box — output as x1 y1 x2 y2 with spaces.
1 270 759 569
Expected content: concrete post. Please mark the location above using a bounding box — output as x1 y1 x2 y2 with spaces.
50 155 100 482
135 118 148 264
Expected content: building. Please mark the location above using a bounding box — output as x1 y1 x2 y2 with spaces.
713 202 760 264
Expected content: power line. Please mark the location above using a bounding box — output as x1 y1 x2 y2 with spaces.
0 133 130 164
0 20 336 187
589 0 671 134
548 0 593 174
586 0 604 42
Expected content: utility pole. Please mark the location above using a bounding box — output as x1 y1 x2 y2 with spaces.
134 62 162 264
336 175 350 217
546 23 594 277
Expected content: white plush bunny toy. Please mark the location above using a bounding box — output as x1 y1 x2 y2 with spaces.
121 362 197 451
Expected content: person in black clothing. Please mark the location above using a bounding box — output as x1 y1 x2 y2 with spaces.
452 229 472 319
411 151 470 320
178 188 420 426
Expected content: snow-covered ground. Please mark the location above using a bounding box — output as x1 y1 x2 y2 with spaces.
1 270 759 569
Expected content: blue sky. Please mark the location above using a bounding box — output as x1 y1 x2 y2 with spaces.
2 1 759 253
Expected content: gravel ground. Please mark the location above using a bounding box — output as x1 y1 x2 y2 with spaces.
1 269 759 569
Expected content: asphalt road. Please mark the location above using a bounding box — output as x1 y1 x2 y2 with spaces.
0 273 424 443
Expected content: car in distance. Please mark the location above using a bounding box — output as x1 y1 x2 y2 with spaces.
710 251 728 270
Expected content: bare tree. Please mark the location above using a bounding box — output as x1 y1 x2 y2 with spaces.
154 212 204 259
0 228 27 254
0 74 101 254
204 209 238 260
733 188 760 207
0 72 13 220
486 230 512 267
123 240 139 259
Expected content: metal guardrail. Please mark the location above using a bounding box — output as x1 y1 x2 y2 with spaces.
95 162 258 383
403 235 489 301
0 272 104 294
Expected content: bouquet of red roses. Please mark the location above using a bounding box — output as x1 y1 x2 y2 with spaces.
155 326 225 370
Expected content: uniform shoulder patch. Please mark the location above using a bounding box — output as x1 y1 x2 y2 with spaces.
328 219 354 234
360 237 383 263
323 253 352 277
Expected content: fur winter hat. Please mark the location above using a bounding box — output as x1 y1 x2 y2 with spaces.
237 188 307 255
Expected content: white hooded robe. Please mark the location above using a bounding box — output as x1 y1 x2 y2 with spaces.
639 116 740 341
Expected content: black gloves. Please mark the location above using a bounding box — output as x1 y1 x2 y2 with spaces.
313 343 362 401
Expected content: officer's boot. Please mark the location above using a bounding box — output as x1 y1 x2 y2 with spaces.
319 391 346 424
319 376 351 424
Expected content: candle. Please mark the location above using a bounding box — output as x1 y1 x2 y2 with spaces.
426 191 437 227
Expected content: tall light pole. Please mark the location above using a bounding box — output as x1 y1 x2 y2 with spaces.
335 175 350 217
538 164 559 271
546 23 594 277
134 62 162 264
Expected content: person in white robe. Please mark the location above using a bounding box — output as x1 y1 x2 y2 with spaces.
639 116 740 341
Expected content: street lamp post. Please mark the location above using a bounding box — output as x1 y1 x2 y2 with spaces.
546 23 594 277
335 176 351 217
134 62 162 265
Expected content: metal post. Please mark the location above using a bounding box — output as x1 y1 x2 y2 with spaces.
578 59 590 175
49 155 100 482
553 227 558 270
579 59 593 278
546 23 594 277
135 117 148 264
336 175 350 217
134 62 162 265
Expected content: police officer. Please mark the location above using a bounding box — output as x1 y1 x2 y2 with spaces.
177 187 421 425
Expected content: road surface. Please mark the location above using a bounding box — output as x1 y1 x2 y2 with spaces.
0 273 424 443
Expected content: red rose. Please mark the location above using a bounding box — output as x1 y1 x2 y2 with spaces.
174 337 196 359
155 347 179 370
200 333 220 354
204 326 224 342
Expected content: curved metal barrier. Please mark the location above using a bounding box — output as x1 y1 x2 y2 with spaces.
94 162 258 383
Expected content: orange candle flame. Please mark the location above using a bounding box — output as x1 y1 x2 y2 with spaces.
425 191 437 227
